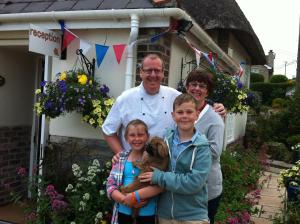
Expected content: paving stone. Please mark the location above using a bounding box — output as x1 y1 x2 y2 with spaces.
260 210 279 219
250 216 272 224
260 187 284 197
258 195 283 207
262 205 283 213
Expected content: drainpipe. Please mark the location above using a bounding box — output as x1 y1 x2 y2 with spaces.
125 14 139 90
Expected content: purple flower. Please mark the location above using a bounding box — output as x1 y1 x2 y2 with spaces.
45 101 53 110
58 80 67 93
41 81 47 87
237 80 243 89
100 84 109 94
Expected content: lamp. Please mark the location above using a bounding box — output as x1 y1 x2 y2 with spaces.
177 19 193 35
170 18 193 36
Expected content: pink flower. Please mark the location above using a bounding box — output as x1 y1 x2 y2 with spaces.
51 199 68 212
16 167 27 177
25 211 37 221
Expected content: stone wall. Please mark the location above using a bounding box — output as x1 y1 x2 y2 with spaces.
0 126 31 205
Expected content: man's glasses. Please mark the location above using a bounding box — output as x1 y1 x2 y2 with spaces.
141 68 163 75
188 82 207 89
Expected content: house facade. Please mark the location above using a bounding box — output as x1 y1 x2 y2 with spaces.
0 0 265 204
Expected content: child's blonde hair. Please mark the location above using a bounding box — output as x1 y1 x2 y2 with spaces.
173 93 199 111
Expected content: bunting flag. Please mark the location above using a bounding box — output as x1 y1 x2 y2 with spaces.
112 44 126 64
203 52 215 69
62 29 77 50
236 64 244 77
80 39 92 54
195 48 202 68
95 44 109 67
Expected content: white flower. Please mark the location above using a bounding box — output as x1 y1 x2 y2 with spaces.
99 190 105 195
83 193 90 201
65 184 74 192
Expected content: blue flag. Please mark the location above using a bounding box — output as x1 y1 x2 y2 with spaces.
95 44 109 68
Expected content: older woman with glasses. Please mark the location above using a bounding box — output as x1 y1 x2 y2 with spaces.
185 69 225 224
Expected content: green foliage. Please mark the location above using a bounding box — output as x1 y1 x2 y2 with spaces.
265 142 293 162
247 91 262 114
250 73 264 83
287 134 300 147
215 144 262 223
250 82 291 104
270 74 288 83
11 159 113 224
209 71 250 113
272 98 287 109
273 199 300 224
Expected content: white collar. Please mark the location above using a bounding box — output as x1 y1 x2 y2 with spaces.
196 104 209 122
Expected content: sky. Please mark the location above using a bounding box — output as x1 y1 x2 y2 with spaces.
235 0 299 79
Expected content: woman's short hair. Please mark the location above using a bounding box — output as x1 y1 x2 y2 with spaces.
185 69 214 95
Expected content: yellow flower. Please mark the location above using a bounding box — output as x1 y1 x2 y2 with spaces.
89 80 93 85
78 74 88 85
93 107 101 114
89 118 95 125
104 98 114 106
97 118 103 126
35 89 41 94
59 72 67 81
92 100 101 107
34 103 42 115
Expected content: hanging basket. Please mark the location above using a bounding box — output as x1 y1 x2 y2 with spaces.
34 70 114 128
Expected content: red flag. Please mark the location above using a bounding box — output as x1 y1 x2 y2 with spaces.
113 44 126 64
62 30 77 51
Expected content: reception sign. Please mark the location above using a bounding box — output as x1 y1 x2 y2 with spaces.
29 24 61 57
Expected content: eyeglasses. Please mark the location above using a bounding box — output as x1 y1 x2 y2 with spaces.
188 82 207 89
141 68 163 75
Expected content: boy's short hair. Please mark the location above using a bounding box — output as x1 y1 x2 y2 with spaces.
185 69 214 95
125 119 149 137
173 93 199 111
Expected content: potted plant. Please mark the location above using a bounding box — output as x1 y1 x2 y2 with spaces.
278 160 300 201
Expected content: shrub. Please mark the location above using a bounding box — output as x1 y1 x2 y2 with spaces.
250 73 264 83
250 82 291 104
287 134 300 147
272 98 287 109
11 159 113 224
265 142 293 162
216 144 263 223
270 74 288 83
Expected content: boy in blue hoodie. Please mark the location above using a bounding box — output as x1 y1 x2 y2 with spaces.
139 93 212 224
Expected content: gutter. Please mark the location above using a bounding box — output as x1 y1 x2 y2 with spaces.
0 8 240 87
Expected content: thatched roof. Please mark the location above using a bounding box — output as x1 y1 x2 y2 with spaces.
0 0 265 64
178 0 266 64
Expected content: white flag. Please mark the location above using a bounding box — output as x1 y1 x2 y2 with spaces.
195 48 201 68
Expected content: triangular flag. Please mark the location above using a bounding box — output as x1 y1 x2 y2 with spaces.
195 48 201 68
113 44 126 64
95 44 109 67
80 39 92 54
62 29 77 51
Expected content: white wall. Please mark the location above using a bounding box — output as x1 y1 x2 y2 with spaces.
50 28 130 139
227 33 252 142
0 47 36 126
